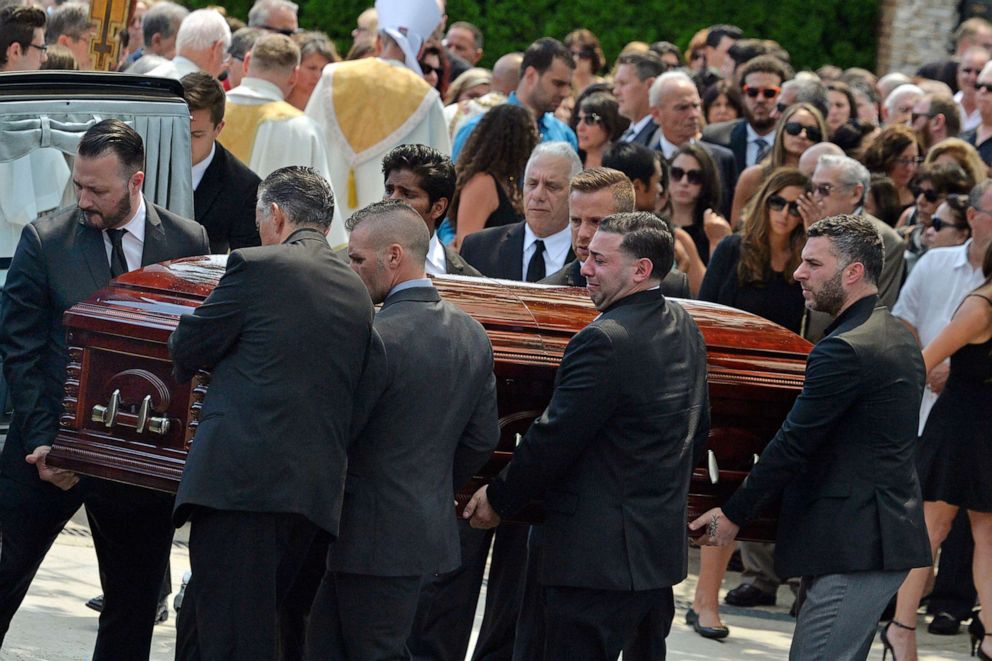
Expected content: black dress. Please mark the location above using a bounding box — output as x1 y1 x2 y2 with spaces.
918 294 992 512
484 174 521 228
698 234 805 333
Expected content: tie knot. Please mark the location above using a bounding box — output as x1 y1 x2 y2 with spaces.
533 239 545 250
106 228 127 247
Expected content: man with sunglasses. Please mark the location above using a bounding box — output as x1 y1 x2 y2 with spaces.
912 93 961 150
247 0 298 36
962 61 992 168
702 55 789 174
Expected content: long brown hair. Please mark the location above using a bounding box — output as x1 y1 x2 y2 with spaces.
449 104 539 229
738 167 809 286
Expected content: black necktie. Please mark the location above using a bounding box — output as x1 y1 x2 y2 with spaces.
526 239 546 282
754 137 769 164
107 229 129 277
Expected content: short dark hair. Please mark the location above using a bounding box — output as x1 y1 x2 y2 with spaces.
229 26 265 60
806 214 883 286
737 55 789 86
705 24 743 48
45 2 91 44
615 51 667 81
381 144 455 212
521 37 574 76
0 5 45 67
258 166 335 231
927 93 961 137
448 20 482 48
143 2 188 47
598 211 675 280
602 142 656 190
181 72 226 126
78 119 145 178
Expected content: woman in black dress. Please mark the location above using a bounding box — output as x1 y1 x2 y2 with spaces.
885 243 992 661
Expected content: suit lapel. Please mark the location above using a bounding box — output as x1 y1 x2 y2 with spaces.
193 145 226 222
76 214 111 289
731 121 749 171
140 199 170 266
443 245 467 275
633 119 658 147
500 222 526 280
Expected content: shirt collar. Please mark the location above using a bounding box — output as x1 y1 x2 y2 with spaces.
191 142 216 191
115 196 147 243
524 221 571 256
388 277 433 298
952 239 974 269
508 91 549 133
658 132 689 159
425 233 447 275
231 77 285 102
745 122 773 140
627 114 654 137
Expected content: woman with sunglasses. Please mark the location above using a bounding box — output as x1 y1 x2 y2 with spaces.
669 143 728 264
896 163 972 270
564 28 606 96
863 124 923 209
923 194 972 250
688 168 809 641
884 242 992 661
449 104 538 249
730 103 828 225
571 91 626 169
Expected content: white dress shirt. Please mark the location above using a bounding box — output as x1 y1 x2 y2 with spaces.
101 197 146 273
191 143 216 191
621 114 654 142
657 132 683 159
955 90 982 133
425 233 447 275
522 222 571 279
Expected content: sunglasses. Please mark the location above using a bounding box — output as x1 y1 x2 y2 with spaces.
977 82 992 93
419 62 440 76
931 216 967 232
784 122 823 143
258 25 299 37
767 194 801 217
894 156 923 167
743 84 781 99
579 113 603 126
671 166 704 185
912 187 940 203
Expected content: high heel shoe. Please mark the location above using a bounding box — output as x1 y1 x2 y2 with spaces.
970 615 985 656
880 619 915 661
976 634 991 660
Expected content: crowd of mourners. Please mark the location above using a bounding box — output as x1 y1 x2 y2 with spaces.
1 0 992 660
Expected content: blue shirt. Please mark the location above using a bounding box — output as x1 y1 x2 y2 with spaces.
451 91 578 161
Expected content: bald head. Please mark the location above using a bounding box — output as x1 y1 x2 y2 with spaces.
798 141 844 176
492 52 523 95
346 199 430 303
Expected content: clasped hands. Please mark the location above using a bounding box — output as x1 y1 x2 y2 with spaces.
689 507 739 546
462 485 501 529
26 445 79 490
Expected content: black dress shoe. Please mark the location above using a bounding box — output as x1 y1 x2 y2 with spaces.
927 611 961 635
686 609 729 640
685 608 698 625
87 593 168 625
85 594 104 612
724 583 776 607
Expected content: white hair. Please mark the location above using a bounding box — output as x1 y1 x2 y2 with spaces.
818 154 871 203
247 0 299 28
648 70 694 107
884 83 924 115
175 8 231 53
525 141 582 180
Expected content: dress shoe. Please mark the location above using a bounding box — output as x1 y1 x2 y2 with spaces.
724 583 776 607
685 608 698 625
85 594 104 612
86 593 168 625
880 619 915 661
927 611 960 635
686 608 729 639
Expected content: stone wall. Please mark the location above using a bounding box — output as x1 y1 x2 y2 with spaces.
877 0 959 74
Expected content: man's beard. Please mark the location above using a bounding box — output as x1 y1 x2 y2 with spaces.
806 268 845 316
81 194 132 231
748 110 775 132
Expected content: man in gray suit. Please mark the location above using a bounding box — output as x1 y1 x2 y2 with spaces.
304 199 499 659
169 166 375 659
0 119 209 659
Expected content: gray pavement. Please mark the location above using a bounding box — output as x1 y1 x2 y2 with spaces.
0 515 974 660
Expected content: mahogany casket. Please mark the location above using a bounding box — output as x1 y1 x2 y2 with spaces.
47 255 812 542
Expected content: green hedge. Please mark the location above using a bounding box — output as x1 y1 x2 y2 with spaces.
190 0 879 73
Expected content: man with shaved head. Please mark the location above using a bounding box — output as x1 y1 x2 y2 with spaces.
305 199 499 659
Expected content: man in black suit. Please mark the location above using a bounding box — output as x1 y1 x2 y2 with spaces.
169 166 375 659
647 70 739 217
692 215 931 660
612 52 667 147
542 167 690 298
0 119 209 659
701 56 789 174
381 144 480 277
466 211 710 659
460 141 579 281
305 200 500 659
181 72 261 253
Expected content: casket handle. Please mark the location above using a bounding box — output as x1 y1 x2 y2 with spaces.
135 395 152 433
707 449 719 484
91 389 121 428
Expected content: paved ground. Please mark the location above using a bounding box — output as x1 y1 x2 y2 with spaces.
0 514 975 660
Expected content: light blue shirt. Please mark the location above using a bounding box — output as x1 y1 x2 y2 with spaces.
386 277 433 300
451 91 578 162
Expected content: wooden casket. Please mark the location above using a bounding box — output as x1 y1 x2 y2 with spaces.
47 256 812 542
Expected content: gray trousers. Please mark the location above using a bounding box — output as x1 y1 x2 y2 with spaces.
789 570 908 661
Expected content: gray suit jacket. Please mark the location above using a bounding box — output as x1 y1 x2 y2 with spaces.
328 285 499 576
0 200 209 483
170 228 375 535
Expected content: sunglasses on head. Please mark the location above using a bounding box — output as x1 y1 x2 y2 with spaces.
670 166 703 185
931 216 967 232
579 113 603 126
742 84 781 99
767 194 801 217
912 187 940 203
977 82 992 93
783 121 823 143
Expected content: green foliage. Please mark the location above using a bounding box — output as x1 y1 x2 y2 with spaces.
189 0 879 73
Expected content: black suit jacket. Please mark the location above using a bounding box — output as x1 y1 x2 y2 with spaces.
328 285 499 576
487 289 710 590
459 221 574 281
0 200 209 482
169 228 375 535
628 118 660 148
541 259 691 298
443 244 482 276
194 142 261 253
723 295 931 578
701 118 749 175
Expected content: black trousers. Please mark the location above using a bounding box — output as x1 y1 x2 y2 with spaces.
306 572 421 660
928 509 977 621
0 475 173 660
175 508 324 661
544 585 674 660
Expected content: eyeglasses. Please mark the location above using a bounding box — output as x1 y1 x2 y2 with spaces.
419 62 440 76
742 84 781 99
767 194 801 217
579 113 603 126
811 182 851 197
783 121 823 143
931 216 967 232
258 25 298 36
912 187 940 203
775 101 789 114
911 111 936 124
894 156 923 167
27 42 47 53
976 82 992 93
670 166 704 185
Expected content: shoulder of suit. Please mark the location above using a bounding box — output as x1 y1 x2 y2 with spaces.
701 118 743 142
30 205 81 237
461 221 520 250
150 202 203 233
